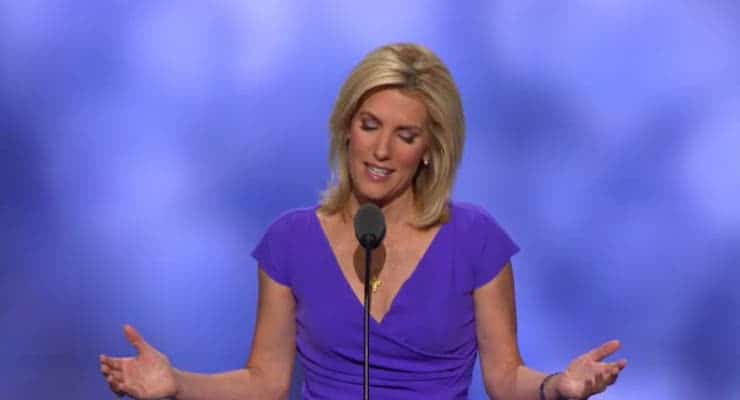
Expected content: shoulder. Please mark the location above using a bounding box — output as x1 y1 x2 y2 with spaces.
448 201 520 288
252 206 319 286
448 201 503 232
447 200 519 253
257 206 319 247
263 205 319 234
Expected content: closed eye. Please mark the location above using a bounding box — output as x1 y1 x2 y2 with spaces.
361 117 379 131
399 131 417 143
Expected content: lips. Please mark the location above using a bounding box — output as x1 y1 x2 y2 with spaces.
365 162 394 180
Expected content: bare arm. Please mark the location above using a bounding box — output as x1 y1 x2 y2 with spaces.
475 262 547 400
100 268 296 400
475 263 626 400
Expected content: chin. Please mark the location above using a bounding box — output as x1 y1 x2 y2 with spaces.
355 186 406 208
354 191 387 205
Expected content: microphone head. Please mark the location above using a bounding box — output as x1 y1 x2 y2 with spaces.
354 203 386 249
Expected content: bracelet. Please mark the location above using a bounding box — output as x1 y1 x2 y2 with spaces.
539 372 562 400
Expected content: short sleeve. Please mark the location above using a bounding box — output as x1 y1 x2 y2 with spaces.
470 207 520 289
251 213 293 287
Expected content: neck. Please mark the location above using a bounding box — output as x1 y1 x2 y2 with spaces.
348 190 416 227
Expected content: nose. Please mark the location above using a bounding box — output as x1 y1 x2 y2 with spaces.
372 130 391 161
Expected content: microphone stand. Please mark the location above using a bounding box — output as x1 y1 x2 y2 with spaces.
363 246 372 400
354 203 385 400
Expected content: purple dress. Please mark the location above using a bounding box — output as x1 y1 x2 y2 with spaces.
252 202 519 399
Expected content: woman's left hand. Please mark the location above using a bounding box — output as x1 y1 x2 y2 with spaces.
555 340 627 399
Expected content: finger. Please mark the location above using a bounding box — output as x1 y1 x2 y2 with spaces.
603 358 627 372
100 355 120 370
587 340 621 361
601 362 621 378
593 372 607 394
112 380 128 397
106 373 121 388
582 376 595 398
123 324 150 353
100 355 131 371
101 359 127 395
601 363 622 385
606 370 619 386
105 366 125 383
101 363 113 377
108 380 126 398
119 382 139 398
106 374 130 398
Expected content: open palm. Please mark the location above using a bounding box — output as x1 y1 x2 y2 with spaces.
100 325 178 399
556 340 627 399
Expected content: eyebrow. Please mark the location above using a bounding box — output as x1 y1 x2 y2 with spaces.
358 111 424 132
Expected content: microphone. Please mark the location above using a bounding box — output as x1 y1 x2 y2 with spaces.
354 203 386 250
353 203 386 400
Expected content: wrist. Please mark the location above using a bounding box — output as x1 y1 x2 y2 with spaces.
540 372 567 400
172 367 185 399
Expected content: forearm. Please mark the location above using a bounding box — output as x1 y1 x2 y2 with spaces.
173 367 288 400
487 365 561 400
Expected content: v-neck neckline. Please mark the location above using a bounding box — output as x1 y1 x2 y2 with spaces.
313 207 446 325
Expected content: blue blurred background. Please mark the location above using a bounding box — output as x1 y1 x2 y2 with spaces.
2 1 738 399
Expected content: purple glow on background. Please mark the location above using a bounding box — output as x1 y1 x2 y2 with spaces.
1 2 738 399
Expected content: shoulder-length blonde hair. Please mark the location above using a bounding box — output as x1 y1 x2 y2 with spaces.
319 43 465 229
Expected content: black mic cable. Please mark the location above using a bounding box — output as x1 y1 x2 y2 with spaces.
354 203 386 400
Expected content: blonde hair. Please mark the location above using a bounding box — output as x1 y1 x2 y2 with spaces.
319 43 465 229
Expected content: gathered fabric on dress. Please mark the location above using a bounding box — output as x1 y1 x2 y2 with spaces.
252 202 519 400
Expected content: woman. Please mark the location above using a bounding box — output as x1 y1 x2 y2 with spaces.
100 43 626 399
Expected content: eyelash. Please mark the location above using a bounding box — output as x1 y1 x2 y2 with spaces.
399 133 416 144
360 121 417 144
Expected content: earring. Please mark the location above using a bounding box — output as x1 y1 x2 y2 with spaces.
423 158 429 166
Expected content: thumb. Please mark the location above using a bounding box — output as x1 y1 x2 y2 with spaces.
123 324 151 354
587 339 621 362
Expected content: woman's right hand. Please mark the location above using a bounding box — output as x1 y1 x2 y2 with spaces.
100 325 178 399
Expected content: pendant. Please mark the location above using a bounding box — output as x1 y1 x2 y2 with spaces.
370 278 382 293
